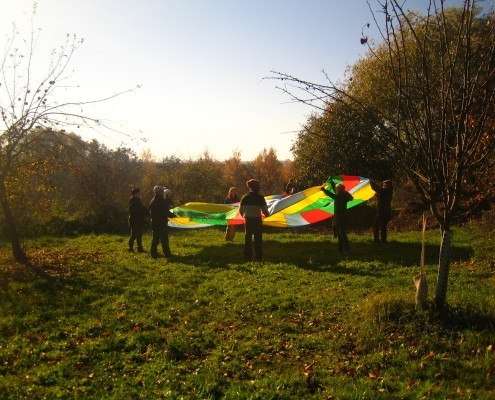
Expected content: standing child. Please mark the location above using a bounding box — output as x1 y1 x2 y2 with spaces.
321 179 354 255
239 179 270 261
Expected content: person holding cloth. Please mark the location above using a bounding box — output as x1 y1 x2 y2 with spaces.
128 187 149 253
149 186 176 259
370 179 393 243
239 179 270 261
321 178 354 255
284 178 299 195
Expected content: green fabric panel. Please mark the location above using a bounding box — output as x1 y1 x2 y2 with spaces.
298 198 336 214
326 176 342 188
298 198 365 215
189 217 228 226
347 199 365 208
174 208 228 221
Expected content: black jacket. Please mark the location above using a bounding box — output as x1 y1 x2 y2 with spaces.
370 181 393 213
128 197 149 226
285 181 299 194
149 195 175 229
322 181 354 227
224 195 240 204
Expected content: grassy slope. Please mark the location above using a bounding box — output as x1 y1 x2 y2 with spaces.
0 226 494 399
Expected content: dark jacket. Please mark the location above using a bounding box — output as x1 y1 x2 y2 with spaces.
224 195 240 204
322 181 354 227
239 191 269 219
128 196 149 226
285 181 299 194
370 181 393 214
149 195 176 229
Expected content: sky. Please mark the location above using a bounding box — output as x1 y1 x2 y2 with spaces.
0 0 474 161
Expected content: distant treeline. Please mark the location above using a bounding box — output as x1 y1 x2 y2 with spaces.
0 129 296 239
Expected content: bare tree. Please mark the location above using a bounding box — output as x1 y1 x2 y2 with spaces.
0 9 138 261
269 0 495 311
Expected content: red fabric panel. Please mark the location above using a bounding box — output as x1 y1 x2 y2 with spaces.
339 175 361 191
300 208 333 224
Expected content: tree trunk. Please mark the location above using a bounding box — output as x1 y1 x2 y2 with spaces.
0 179 27 262
435 229 453 313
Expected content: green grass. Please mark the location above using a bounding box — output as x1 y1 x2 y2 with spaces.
0 226 494 399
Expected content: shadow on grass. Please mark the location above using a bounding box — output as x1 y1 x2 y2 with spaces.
368 298 495 334
0 233 473 296
174 237 472 274
441 304 495 332
351 240 472 264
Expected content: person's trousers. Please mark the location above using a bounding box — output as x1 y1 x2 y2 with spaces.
373 211 391 243
225 224 236 241
128 224 144 250
334 226 350 253
150 225 171 257
244 218 263 261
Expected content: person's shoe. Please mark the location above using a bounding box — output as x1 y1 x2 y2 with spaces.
137 248 146 253
150 253 158 259
127 248 134 252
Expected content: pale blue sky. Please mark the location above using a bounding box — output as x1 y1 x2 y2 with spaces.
1 0 472 161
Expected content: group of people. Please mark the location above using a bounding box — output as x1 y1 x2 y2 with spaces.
322 179 393 255
128 185 176 259
127 179 270 261
127 177 393 261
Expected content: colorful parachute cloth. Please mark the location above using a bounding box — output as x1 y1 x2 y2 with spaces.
169 175 375 228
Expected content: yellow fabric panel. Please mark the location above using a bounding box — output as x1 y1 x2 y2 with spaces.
169 217 202 226
264 220 289 227
263 213 288 226
277 187 327 215
352 184 376 201
176 202 234 213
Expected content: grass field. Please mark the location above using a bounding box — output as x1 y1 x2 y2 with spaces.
0 223 494 399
